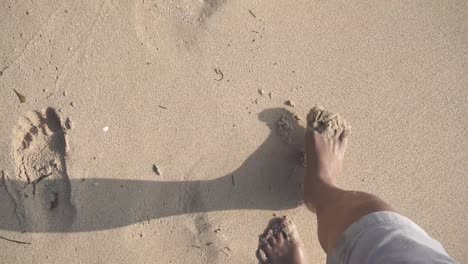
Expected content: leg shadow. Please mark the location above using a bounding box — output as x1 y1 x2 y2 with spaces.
0 108 306 232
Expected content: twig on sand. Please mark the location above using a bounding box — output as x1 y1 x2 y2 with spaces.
221 247 231 256
231 174 235 186
0 235 31 245
13 89 26 103
248 9 257 18
214 68 224 81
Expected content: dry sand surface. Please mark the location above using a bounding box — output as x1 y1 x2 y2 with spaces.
0 0 467 263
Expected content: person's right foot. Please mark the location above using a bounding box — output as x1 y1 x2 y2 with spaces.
304 107 349 212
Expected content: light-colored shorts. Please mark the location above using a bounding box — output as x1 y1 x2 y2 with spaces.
327 211 458 264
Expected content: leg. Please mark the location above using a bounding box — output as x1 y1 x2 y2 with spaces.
304 108 394 253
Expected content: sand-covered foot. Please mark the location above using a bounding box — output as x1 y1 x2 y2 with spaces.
304 106 349 212
6 107 76 231
256 217 306 264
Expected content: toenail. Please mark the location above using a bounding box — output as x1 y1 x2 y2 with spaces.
272 228 280 236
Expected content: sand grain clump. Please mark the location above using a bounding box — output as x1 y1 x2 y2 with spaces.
306 106 349 140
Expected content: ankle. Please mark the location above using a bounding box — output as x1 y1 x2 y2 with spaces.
304 182 340 210
306 168 338 187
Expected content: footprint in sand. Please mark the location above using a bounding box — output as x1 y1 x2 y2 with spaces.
134 0 225 56
6 107 75 231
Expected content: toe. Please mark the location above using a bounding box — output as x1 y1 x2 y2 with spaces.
338 131 348 156
256 249 268 263
267 233 277 246
259 242 273 257
275 230 285 244
338 128 348 142
259 235 273 255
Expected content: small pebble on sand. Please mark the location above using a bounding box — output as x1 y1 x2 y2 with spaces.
102 126 109 132
258 89 265 95
293 114 301 121
65 117 73 129
285 100 295 107
70 102 75 107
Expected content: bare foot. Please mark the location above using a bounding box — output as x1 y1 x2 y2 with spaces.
304 107 349 212
256 217 307 264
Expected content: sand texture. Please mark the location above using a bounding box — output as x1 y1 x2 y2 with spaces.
0 0 467 263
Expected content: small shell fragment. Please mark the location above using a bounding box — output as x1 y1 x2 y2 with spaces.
152 164 161 176
102 126 109 132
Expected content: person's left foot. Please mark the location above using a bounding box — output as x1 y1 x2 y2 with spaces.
256 217 307 264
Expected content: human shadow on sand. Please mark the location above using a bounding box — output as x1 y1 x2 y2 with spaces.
0 108 305 232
